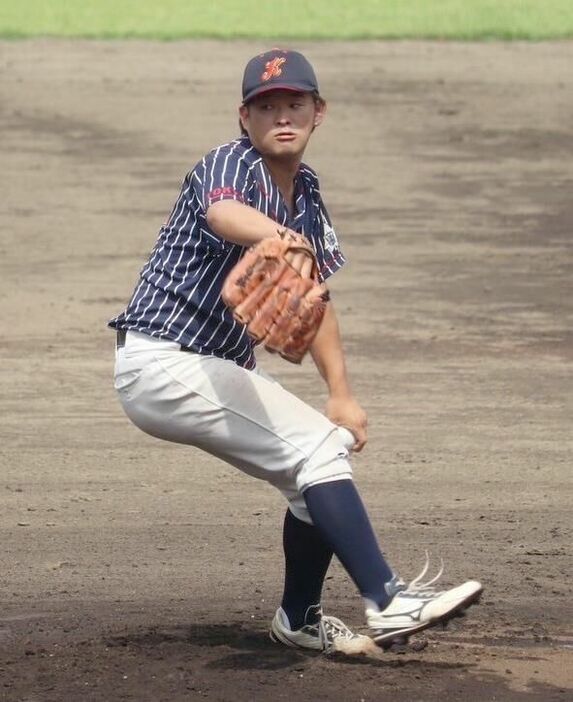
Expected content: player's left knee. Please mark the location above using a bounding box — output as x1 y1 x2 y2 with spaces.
295 428 352 494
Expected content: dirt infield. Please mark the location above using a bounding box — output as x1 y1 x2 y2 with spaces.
1 40 572 701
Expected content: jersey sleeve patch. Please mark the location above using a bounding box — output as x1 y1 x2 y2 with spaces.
315 210 346 282
206 185 245 205
322 213 340 254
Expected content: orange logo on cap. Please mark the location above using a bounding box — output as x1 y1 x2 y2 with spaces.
262 57 286 82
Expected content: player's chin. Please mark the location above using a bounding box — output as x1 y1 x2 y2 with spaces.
266 141 305 160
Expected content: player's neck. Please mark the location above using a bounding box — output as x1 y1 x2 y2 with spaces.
264 157 300 216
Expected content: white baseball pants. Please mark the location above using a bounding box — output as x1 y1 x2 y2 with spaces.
114 330 353 523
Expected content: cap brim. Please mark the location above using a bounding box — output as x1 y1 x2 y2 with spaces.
242 83 315 104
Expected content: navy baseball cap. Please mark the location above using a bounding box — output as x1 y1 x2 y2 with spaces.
242 49 319 104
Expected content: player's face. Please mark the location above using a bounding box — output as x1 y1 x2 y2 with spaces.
239 90 325 161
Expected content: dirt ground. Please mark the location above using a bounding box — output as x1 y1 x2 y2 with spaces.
1 39 572 701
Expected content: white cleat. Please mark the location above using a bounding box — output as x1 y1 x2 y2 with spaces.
270 605 375 655
367 555 483 649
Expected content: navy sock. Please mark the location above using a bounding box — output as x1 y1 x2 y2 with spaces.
280 508 333 630
303 479 394 609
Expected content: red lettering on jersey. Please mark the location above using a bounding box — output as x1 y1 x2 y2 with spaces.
207 186 244 204
262 57 286 82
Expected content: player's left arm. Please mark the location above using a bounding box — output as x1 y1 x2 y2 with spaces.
310 297 368 451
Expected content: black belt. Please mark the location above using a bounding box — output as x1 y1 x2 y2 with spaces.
116 329 193 354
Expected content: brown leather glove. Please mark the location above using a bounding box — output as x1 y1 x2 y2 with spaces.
222 230 329 364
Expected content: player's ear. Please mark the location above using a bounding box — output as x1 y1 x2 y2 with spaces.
313 97 326 128
239 104 249 132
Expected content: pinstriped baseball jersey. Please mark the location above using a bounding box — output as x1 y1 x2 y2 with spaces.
108 134 345 368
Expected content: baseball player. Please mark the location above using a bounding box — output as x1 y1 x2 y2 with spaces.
109 49 482 652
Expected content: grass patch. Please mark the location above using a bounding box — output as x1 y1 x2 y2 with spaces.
1 1 573 40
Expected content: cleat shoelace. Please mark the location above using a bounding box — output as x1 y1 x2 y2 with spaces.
319 615 359 646
394 552 446 599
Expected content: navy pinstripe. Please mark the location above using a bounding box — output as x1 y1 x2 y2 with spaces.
109 135 345 368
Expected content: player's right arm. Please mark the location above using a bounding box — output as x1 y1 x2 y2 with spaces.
206 199 291 246
200 144 298 247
